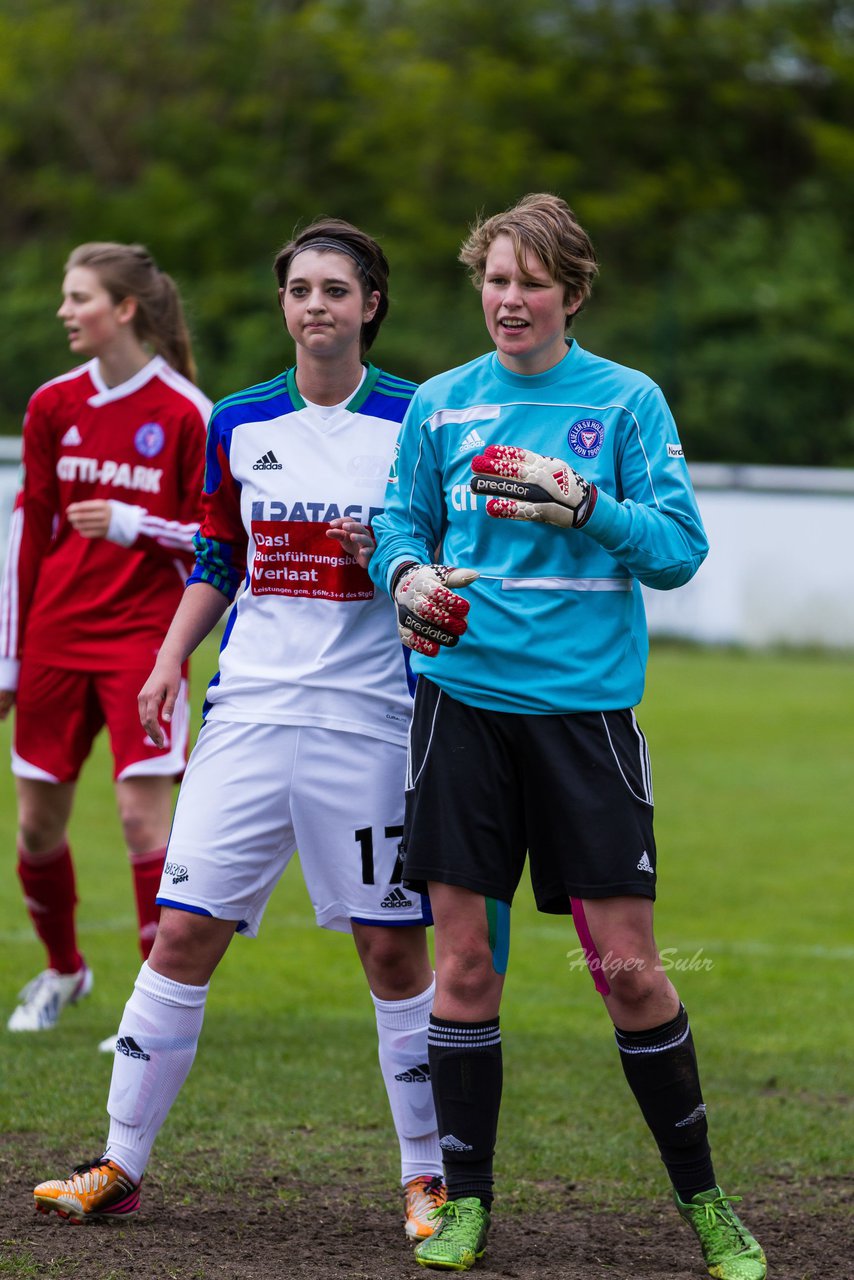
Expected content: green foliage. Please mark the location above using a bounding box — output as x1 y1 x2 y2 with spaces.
1 0 854 463
0 641 850 1213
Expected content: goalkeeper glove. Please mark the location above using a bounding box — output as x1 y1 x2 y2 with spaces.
392 562 479 657
470 444 597 529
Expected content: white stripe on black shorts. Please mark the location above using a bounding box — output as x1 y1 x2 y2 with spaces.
401 677 657 913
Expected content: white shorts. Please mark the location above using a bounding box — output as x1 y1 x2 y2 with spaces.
156 719 432 936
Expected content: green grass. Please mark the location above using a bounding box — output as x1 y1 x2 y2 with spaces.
1 641 851 1212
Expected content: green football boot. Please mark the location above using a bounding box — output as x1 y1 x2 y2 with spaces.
413 1196 490 1271
675 1186 766 1280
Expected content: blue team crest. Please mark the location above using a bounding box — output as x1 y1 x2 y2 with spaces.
568 418 604 458
135 422 165 457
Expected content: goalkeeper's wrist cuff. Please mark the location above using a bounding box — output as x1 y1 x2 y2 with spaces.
575 484 598 528
390 560 419 596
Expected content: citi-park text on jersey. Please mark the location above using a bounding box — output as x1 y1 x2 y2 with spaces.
250 499 383 524
57 455 162 493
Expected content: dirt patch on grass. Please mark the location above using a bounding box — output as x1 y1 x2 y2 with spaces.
1 1140 848 1279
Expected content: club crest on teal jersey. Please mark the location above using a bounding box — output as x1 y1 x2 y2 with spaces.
568 418 604 458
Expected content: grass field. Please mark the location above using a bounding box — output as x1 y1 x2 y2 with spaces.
1 640 851 1226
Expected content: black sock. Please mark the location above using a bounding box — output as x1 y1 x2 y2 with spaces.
427 1015 502 1211
615 1004 716 1201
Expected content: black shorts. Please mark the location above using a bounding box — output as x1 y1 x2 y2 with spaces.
402 678 657 914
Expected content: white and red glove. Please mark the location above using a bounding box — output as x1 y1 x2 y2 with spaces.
471 444 597 529
392 562 479 657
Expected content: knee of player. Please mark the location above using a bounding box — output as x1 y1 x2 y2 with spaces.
119 810 163 855
357 927 430 996
604 958 666 1010
17 816 67 856
440 946 500 1007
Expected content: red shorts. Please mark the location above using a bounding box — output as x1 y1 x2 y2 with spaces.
13 660 190 784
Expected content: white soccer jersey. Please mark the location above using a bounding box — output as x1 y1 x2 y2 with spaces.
191 364 416 743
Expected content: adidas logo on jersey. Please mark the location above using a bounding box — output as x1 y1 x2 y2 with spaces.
116 1035 151 1061
394 1062 431 1083
440 1133 473 1153
253 450 283 471
61 425 82 446
458 428 486 454
637 851 654 873
381 887 413 909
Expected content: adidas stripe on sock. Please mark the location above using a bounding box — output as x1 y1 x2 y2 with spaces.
615 1004 716 1200
427 1015 502 1209
373 978 442 1184
104 961 209 1184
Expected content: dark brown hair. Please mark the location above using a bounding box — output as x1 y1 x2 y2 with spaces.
274 218 390 354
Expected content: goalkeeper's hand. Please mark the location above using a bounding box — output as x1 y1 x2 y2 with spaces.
470 444 597 529
392 562 479 657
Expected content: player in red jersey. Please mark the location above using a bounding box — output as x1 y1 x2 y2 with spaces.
0 242 211 1036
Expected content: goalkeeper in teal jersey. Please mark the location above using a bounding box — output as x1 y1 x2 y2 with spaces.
370 193 765 1280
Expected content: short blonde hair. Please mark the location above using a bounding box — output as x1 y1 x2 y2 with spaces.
459 193 598 326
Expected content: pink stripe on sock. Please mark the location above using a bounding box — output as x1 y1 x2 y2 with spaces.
570 898 611 997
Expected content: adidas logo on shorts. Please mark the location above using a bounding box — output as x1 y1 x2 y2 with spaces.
440 1133 473 1153
116 1036 151 1061
253 450 283 470
637 851 654 873
395 1062 431 1083
380 887 413 909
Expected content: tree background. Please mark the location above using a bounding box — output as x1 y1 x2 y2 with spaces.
2 0 853 465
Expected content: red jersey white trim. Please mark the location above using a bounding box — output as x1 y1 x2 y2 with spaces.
0 356 211 674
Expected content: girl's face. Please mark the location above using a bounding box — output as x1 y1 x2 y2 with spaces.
280 250 379 361
481 232 579 375
57 266 133 357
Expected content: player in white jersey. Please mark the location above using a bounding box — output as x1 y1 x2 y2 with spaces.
32 220 445 1242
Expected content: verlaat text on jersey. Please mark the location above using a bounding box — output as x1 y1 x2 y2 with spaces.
56 456 163 493
253 565 319 583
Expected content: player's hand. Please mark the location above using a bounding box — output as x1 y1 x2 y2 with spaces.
66 499 112 539
326 518 375 570
471 444 597 529
393 562 479 657
0 689 15 721
138 660 181 748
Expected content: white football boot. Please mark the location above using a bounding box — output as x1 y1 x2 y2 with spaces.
7 964 93 1031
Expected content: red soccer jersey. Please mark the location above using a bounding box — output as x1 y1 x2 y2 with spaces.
0 356 211 676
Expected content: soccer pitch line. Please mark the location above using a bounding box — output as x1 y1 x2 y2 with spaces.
523 921 854 962
3 918 851 961
0 911 318 946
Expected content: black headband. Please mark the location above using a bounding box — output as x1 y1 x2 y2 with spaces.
289 237 373 284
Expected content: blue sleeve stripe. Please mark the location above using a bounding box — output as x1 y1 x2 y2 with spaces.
209 372 292 425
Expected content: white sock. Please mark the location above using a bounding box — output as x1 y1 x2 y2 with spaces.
372 977 443 1185
103 960 209 1184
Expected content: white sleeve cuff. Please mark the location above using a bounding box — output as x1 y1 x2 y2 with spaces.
0 656 20 691
106 501 147 547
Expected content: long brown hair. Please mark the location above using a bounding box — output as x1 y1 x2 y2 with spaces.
65 242 198 382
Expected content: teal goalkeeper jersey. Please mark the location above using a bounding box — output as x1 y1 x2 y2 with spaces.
370 341 708 714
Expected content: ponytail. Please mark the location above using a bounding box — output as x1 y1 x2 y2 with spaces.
65 243 198 383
